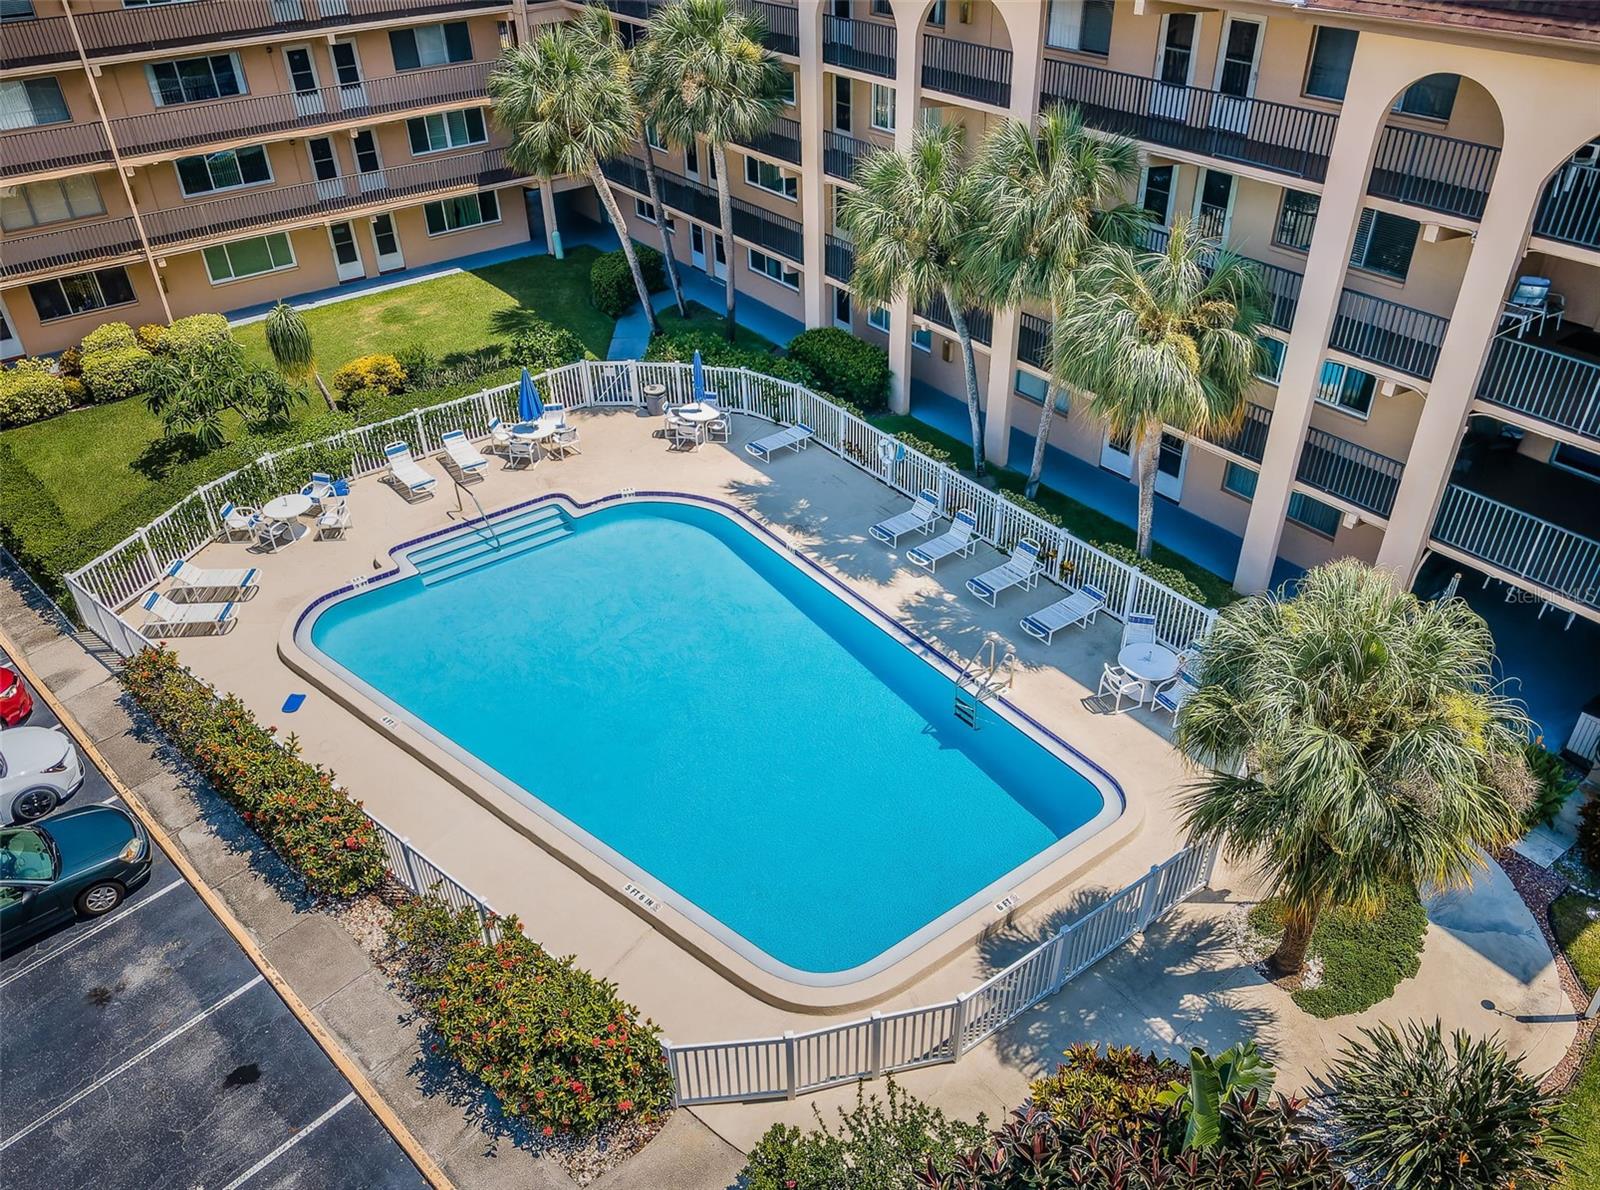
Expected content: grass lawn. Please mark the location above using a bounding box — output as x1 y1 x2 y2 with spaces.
1553 892 1600 1189
653 302 777 352
1248 887 1428 1018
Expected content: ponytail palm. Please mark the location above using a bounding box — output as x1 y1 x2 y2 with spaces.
1175 559 1533 976
639 0 785 339
840 119 988 476
969 105 1144 498
489 7 659 334
1057 218 1264 557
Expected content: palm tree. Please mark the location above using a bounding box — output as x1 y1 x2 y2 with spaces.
638 0 785 339
1055 219 1264 558
1175 559 1533 977
263 301 333 410
970 105 1144 499
626 37 688 318
840 119 988 476
489 6 659 334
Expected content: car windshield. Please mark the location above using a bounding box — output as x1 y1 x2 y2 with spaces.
0 827 57 882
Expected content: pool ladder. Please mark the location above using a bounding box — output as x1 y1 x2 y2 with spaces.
953 639 1015 729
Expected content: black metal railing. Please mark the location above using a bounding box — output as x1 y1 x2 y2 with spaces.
1476 336 1600 443
1366 125 1499 220
1143 223 1303 333
1216 402 1272 463
0 120 112 179
1039 58 1338 182
825 234 854 282
1018 311 1051 369
604 155 803 262
1533 160 1600 250
0 216 144 282
823 131 872 180
823 15 895 78
603 0 664 19
918 292 992 346
738 116 801 164
749 0 798 56
921 34 1011 107
1298 425 1404 516
1330 288 1448 379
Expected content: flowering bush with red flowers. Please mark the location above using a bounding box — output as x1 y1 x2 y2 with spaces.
389 895 673 1135
120 646 386 896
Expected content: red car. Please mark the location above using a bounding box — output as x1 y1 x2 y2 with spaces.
0 666 33 728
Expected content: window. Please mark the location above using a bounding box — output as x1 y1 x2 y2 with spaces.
777 69 796 105
832 286 851 328
871 0 891 14
912 324 932 352
1222 460 1257 500
1304 26 1357 101
926 0 945 26
1 175 103 231
833 76 851 132
1274 190 1318 251
389 22 472 71
1016 369 1069 413
1045 0 1113 55
424 190 500 235
1289 492 1342 536
0 827 55 882
202 232 295 284
870 84 895 132
147 54 244 106
0 77 69 128
744 155 797 200
1316 359 1376 418
174 144 271 197
1256 334 1285 383
868 306 890 333
1 1 38 19
1348 208 1418 280
28 267 136 322
1141 165 1174 224
1194 169 1234 240
635 197 656 223
748 249 799 289
645 122 666 151
1395 73 1458 121
406 108 487 154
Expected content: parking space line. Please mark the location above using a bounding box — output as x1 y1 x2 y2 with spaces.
0 975 265 1153
221 1092 357 1190
0 878 184 990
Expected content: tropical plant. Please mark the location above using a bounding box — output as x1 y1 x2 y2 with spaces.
264 301 334 410
1156 1040 1274 1150
840 118 990 474
143 337 303 450
969 105 1145 498
1027 1043 1179 1128
636 0 785 339
1316 1019 1566 1189
1523 741 1579 830
1581 789 1600 875
1056 219 1264 557
1176 559 1535 976
489 6 660 334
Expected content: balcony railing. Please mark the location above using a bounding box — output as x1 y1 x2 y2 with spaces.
0 120 112 179
1433 485 1600 612
748 0 798 56
823 15 895 79
737 116 801 165
0 216 144 282
1039 58 1338 183
918 292 992 346
1475 336 1600 443
1533 160 1600 251
825 234 854 283
1366 125 1499 221
109 60 494 159
1213 402 1402 516
1018 312 1051 370
921 34 1011 108
1330 289 1448 379
603 0 664 19
1216 402 1272 463
1143 224 1303 332
603 155 803 262
823 131 872 181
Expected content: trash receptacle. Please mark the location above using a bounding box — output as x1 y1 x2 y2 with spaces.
642 383 668 416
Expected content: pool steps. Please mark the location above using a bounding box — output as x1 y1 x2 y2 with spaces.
409 505 572 587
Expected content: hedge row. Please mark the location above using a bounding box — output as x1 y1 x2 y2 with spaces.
120 647 387 897
786 328 890 412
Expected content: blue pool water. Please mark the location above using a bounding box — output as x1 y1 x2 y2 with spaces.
305 500 1117 978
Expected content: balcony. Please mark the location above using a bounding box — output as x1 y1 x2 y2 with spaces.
917 292 992 346
1216 402 1403 517
1533 160 1600 251
748 0 798 57
603 155 803 262
1475 334 1600 444
1366 125 1499 221
825 234 854 283
823 131 872 181
1329 289 1448 380
1018 311 1050 369
1143 224 1303 333
1038 58 1337 183
109 61 493 160
822 16 895 79
0 121 112 180
0 216 144 283
737 116 801 165
921 34 1010 108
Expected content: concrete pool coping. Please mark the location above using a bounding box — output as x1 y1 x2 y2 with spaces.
281 490 1143 1010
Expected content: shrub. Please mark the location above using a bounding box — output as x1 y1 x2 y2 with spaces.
645 328 815 388
331 353 407 400
591 251 636 317
787 327 891 412
80 344 155 403
741 1081 986 1190
387 895 673 1135
0 358 70 428
136 323 168 352
160 312 234 359
1580 790 1600 876
78 320 137 356
56 346 83 378
394 342 435 381
507 319 587 373
1523 742 1579 830
119 647 386 897
1317 1019 1564 1190
1028 1044 1180 1130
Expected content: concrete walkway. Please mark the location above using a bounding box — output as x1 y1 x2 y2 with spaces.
606 266 806 359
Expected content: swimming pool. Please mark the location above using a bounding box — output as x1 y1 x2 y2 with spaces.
299 497 1122 982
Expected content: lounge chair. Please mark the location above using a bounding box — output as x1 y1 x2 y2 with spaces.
1153 669 1198 717
869 488 942 547
965 539 1044 606
1121 612 1157 648
166 559 258 598
383 442 436 500
316 499 351 540
1020 584 1107 645
300 472 336 505
745 423 814 462
219 502 259 542
140 591 236 636
1098 662 1144 714
441 429 489 479
905 509 978 572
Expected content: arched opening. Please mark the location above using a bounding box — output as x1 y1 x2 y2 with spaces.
1368 73 1505 221
918 0 1014 110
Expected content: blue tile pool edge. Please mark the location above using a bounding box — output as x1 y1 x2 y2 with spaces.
287 491 1128 990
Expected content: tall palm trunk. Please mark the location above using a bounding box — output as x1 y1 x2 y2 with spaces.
1024 298 1066 500
1269 902 1320 976
1134 421 1161 558
640 130 687 319
942 284 985 479
589 163 660 335
711 142 738 341
313 372 335 412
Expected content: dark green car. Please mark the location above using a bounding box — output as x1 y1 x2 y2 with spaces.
0 805 152 949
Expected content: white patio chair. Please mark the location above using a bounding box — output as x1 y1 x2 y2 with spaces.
1020 584 1107 645
141 591 237 637
1098 662 1145 714
1499 275 1565 338
316 499 351 539
383 442 436 500
705 406 731 443
254 517 292 552
1152 669 1199 718
869 488 942 547
219 502 259 542
1121 612 1158 649
504 437 539 470
487 417 513 455
668 417 705 453
300 472 336 505
965 539 1044 606
166 559 258 599
548 425 581 459
905 510 978 572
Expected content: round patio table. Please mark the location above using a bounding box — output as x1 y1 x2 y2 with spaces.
260 492 314 548
676 402 722 424
1117 642 1179 702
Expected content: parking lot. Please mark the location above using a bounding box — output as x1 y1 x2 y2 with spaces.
0 646 428 1190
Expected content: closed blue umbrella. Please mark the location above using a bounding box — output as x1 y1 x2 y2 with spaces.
691 349 706 404
517 367 544 424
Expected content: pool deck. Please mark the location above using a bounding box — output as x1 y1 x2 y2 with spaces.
154 407 1577 1153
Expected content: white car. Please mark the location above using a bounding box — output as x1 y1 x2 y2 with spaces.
0 727 85 824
